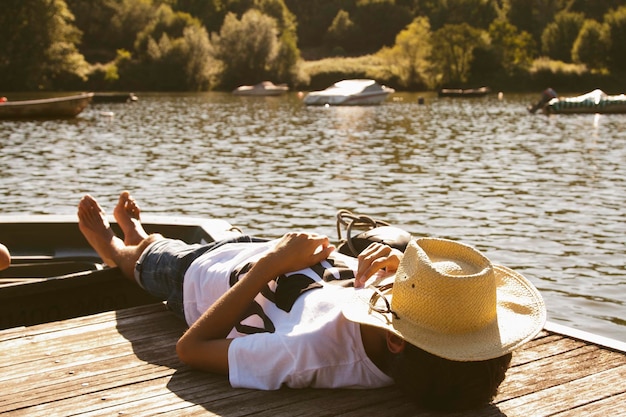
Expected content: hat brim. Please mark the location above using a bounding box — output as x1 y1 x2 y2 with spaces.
342 264 546 361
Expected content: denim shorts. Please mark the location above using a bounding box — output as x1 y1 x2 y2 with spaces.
134 235 267 322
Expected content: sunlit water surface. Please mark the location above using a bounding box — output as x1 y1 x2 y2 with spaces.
1 92 624 342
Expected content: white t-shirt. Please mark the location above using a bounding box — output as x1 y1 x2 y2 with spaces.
182 240 394 390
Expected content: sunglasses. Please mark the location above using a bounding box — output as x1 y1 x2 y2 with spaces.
368 283 399 321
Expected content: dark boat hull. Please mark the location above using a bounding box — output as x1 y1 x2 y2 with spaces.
438 87 490 98
0 215 240 329
0 93 94 119
92 92 138 103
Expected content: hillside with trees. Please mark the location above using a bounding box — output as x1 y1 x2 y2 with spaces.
1 0 625 92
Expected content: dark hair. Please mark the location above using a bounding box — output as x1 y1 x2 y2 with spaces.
390 344 512 411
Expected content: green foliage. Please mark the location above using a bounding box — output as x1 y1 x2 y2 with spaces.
0 0 89 90
604 5 626 72
284 0 350 49
508 0 562 45
253 0 301 82
66 0 156 63
541 11 585 62
413 0 498 31
378 17 432 89
325 10 359 51
2 0 625 92
127 4 215 90
173 0 226 32
488 19 536 75
569 0 626 21
350 0 413 53
429 23 489 85
212 10 281 88
299 55 396 90
572 20 609 71
530 57 587 76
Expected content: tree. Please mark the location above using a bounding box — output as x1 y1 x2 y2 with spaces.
212 10 281 88
508 0 562 46
129 4 215 90
0 0 89 90
429 23 488 85
174 0 226 33
572 20 609 71
379 16 432 89
604 5 626 72
414 0 498 31
488 19 536 75
284 0 347 49
541 11 585 62
325 10 359 53
253 0 301 83
66 0 156 63
351 0 413 53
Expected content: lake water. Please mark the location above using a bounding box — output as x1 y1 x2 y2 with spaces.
1 91 624 342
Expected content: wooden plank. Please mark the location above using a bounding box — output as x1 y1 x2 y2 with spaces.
501 344 626 401
497 364 626 416
0 311 182 372
1 304 625 417
551 391 626 417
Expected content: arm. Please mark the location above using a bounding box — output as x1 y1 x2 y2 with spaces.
176 232 335 374
354 242 403 288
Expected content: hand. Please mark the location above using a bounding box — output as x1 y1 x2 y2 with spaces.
261 232 335 277
355 242 403 288
177 231 335 373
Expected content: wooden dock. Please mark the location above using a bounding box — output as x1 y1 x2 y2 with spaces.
2 302 625 417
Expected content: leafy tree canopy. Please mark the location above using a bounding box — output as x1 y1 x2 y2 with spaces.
0 0 89 90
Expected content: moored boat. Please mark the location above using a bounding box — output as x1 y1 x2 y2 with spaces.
438 86 490 98
0 92 94 119
303 79 394 106
0 215 241 330
541 89 626 114
92 92 138 103
232 81 289 96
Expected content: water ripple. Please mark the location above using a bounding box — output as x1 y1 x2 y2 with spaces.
1 92 624 341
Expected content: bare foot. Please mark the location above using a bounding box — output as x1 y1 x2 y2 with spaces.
78 194 120 266
113 191 148 245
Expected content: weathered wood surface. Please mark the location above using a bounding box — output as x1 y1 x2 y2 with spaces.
2 303 625 416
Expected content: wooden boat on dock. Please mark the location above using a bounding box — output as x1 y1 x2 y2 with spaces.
1 215 625 416
0 215 240 330
0 92 94 119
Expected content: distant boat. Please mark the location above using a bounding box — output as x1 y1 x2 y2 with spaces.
232 81 289 96
303 79 395 106
438 87 490 98
0 93 94 119
539 89 626 114
92 92 138 103
527 88 558 114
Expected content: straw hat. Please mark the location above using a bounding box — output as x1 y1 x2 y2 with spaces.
342 238 546 361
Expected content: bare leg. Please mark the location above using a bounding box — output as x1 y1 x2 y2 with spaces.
114 190 147 245
78 194 161 280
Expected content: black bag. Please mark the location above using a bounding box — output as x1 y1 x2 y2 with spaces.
335 209 411 257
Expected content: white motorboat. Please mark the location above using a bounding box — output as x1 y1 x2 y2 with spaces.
232 81 289 96
303 79 394 106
